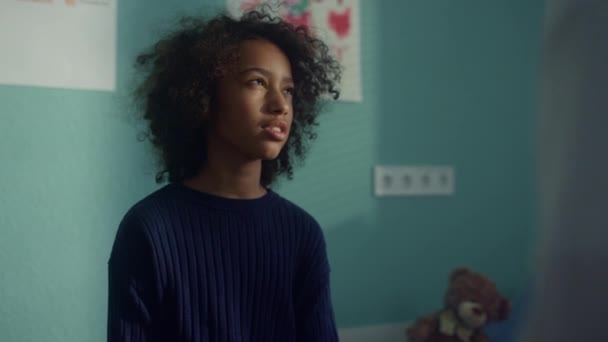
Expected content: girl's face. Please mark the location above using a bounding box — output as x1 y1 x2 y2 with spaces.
210 39 294 162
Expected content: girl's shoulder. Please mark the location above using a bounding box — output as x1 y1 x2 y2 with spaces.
118 184 179 229
270 193 325 247
271 192 320 226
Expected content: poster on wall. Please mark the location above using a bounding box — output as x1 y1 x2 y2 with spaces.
227 0 362 102
0 0 116 91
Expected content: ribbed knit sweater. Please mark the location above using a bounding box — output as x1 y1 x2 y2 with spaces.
107 183 338 342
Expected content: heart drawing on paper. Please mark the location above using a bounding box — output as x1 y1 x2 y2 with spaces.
328 7 351 39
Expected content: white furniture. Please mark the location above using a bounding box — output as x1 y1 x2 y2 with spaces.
338 321 410 342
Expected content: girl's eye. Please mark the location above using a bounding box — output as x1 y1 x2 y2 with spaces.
250 78 265 86
284 87 295 95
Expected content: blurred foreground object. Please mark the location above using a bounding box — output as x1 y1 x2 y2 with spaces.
521 0 608 341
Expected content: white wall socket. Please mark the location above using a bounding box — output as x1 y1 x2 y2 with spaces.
374 165 455 196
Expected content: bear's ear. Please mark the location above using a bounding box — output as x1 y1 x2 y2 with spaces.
498 298 511 320
450 267 472 282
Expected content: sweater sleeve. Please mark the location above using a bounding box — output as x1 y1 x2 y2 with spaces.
294 219 339 342
107 212 161 342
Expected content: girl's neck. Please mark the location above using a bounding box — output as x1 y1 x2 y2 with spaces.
184 163 266 200
183 140 267 199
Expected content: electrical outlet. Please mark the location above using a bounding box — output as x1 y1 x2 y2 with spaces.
374 165 454 196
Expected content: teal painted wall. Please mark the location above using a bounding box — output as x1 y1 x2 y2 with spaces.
0 1 544 340
0 1 208 341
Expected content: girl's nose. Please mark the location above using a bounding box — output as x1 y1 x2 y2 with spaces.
267 89 289 115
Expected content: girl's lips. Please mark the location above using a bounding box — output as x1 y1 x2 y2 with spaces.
261 120 288 141
262 125 287 141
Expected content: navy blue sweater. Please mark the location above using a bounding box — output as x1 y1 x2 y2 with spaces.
107 183 338 342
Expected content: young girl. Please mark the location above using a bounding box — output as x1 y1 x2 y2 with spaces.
107 7 341 342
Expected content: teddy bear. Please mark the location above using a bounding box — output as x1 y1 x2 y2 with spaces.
406 267 511 342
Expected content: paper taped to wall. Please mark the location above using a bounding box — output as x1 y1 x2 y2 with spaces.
0 0 116 91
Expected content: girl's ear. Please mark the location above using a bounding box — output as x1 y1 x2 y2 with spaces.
201 100 215 121
200 94 214 121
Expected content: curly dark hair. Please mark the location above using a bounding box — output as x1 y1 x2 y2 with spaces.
132 7 341 187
